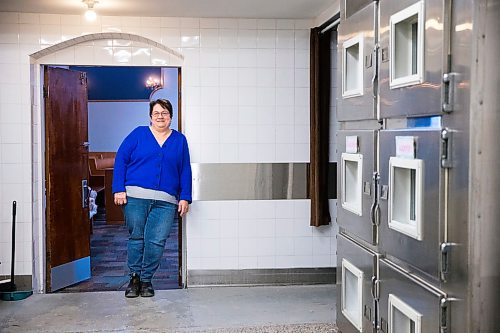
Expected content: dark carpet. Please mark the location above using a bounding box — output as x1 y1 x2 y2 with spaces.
59 207 180 293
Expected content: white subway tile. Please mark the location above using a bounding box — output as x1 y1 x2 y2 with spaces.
295 30 310 49
238 29 257 48
256 143 275 162
161 28 181 48
0 24 19 44
200 18 219 29
238 19 257 30
257 49 275 68
199 48 220 67
276 68 294 88
40 24 62 45
220 220 238 238
19 24 41 45
276 49 294 68
219 29 238 48
219 86 238 106
39 14 60 25
238 256 258 269
161 17 180 28
181 29 200 47
200 29 219 48
219 19 238 29
200 67 219 87
237 48 257 67
200 143 220 162
276 19 295 29
256 106 276 125
275 143 293 161
257 30 276 49
238 87 257 106
19 13 39 24
219 48 238 67
237 68 257 86
276 30 295 49
220 238 238 256
180 18 200 29
276 237 294 255
257 19 276 29
219 125 238 143
219 143 238 162
294 237 313 255
294 144 310 162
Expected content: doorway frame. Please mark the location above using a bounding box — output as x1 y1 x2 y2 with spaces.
29 33 186 293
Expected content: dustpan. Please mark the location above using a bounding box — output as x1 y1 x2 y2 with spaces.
0 201 33 301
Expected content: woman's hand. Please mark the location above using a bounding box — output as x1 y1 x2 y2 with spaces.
114 192 127 205
178 200 189 217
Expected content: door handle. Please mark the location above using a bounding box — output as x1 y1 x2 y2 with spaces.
82 179 89 208
81 142 90 148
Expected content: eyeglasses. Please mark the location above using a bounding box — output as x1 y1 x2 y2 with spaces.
152 111 170 118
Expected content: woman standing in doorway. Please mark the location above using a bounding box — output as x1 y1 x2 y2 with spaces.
112 98 192 298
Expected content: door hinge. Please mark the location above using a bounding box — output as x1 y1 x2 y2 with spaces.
43 86 49 99
440 242 458 282
442 72 458 113
440 128 453 168
80 72 87 85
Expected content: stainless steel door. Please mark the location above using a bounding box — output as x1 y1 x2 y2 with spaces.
378 129 443 282
379 0 448 118
378 258 448 333
337 2 376 121
337 130 377 245
337 233 378 333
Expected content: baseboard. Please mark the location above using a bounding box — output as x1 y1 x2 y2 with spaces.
187 268 336 287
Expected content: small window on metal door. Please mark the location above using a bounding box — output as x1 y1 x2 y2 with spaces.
388 157 424 240
390 1 424 89
342 258 364 332
342 34 364 98
341 153 363 216
388 294 422 333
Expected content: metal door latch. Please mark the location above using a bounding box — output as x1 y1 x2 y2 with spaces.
441 128 453 168
440 242 458 282
442 72 459 112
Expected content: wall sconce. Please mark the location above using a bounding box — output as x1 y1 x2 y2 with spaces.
83 0 98 21
146 76 162 91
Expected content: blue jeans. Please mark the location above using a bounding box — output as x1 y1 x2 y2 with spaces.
123 197 176 282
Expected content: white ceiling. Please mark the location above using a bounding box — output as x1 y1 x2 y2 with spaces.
0 0 334 19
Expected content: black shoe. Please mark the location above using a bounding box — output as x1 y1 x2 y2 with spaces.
140 281 155 297
125 273 141 298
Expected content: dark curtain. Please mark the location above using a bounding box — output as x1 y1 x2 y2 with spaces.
309 27 331 227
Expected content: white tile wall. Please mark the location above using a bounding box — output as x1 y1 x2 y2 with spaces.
0 11 338 277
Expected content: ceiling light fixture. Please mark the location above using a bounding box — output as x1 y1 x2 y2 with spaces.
82 0 99 21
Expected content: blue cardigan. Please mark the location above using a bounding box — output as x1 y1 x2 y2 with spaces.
112 126 192 203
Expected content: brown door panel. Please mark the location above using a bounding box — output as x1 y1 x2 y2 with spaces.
44 67 90 286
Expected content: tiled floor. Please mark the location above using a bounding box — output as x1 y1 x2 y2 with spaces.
59 208 180 292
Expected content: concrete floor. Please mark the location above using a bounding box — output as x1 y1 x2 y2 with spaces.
0 284 337 333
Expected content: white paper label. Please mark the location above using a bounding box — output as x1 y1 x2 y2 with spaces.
346 136 358 153
395 136 415 159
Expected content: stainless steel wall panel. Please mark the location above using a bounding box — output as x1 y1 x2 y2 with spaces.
379 0 447 118
337 2 376 121
378 129 443 282
191 163 308 201
378 258 447 333
337 233 378 333
337 130 377 246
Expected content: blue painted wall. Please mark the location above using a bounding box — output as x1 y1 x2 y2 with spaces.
82 67 179 152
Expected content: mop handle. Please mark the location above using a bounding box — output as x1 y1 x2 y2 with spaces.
11 201 16 287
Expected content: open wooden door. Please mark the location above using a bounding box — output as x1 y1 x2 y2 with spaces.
44 66 91 292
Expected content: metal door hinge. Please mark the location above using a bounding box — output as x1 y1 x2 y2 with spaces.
441 128 453 168
440 242 458 282
80 72 87 85
43 86 49 99
442 72 458 112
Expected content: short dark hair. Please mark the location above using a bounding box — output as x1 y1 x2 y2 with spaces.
149 99 173 118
